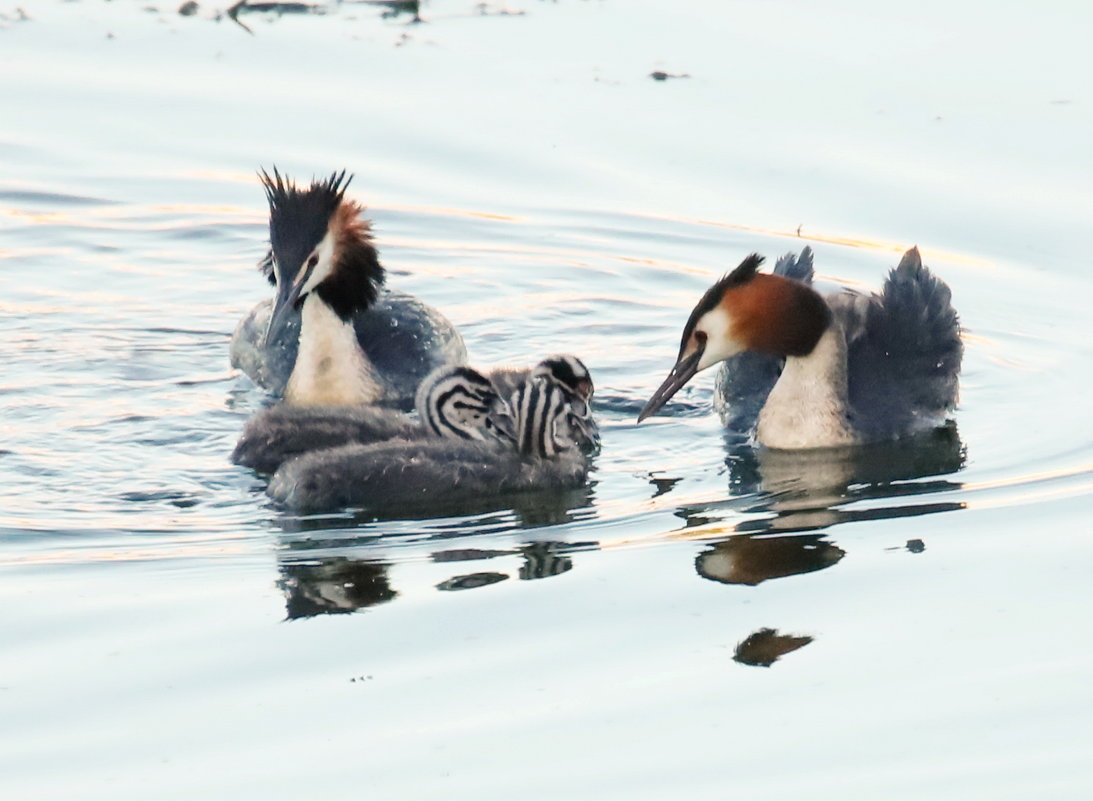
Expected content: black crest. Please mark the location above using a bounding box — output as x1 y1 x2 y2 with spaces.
678 253 765 356
258 167 351 278
257 168 385 319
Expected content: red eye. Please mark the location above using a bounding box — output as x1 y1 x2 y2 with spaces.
306 255 318 269
694 330 708 345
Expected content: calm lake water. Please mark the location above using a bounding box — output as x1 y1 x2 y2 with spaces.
3 1 1093 799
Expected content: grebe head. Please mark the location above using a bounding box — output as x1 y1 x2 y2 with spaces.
417 365 513 443
531 354 595 403
510 377 586 458
530 354 598 446
259 168 385 347
637 253 831 422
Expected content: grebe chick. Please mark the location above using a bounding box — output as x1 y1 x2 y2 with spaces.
267 376 593 514
229 169 466 410
638 247 962 449
488 354 595 400
232 365 506 474
487 354 599 450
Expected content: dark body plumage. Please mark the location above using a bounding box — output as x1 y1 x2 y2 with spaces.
231 404 417 474
266 375 594 514
232 364 507 474
267 437 589 514
840 247 963 439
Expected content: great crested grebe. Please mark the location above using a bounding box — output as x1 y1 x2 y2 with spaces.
267 374 596 513
638 246 962 449
229 169 466 409
231 364 508 474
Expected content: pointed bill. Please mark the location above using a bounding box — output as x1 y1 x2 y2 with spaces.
637 346 704 422
263 266 309 348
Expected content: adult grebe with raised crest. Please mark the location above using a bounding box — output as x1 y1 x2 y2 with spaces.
230 169 466 409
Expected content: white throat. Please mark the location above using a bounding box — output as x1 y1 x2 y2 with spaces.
284 294 378 406
755 325 856 449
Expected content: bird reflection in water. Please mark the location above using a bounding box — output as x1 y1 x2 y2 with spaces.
518 541 575 580
682 426 966 667
433 540 591 591
275 538 595 619
695 533 844 586
279 557 397 620
270 480 595 619
733 628 814 667
680 422 966 536
274 484 595 534
436 572 509 592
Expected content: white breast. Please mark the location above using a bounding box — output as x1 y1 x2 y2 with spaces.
285 295 378 406
755 326 857 449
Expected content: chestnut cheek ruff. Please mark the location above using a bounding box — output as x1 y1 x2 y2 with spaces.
725 273 831 358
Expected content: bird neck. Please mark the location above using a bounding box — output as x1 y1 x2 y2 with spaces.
285 293 378 406
755 324 856 449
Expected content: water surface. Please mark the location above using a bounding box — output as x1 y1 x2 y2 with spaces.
3 2 1093 799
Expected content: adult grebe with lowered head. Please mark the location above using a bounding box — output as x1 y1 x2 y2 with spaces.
638 247 962 449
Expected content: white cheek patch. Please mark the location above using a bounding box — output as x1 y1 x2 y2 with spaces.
696 307 744 371
301 231 338 294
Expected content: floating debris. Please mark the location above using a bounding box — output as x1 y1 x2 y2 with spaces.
649 71 690 82
226 0 324 34
474 2 526 16
885 538 926 553
357 0 422 22
178 1 199 16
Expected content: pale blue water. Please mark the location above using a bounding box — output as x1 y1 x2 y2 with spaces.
3 2 1093 799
